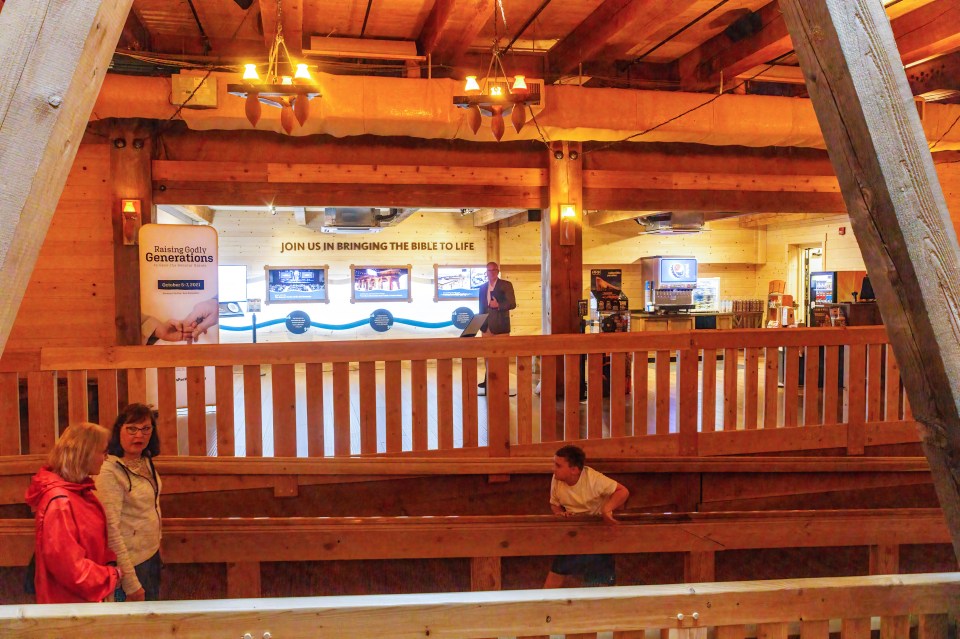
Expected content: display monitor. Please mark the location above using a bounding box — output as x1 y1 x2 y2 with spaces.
264 265 329 304
434 265 486 301
659 257 698 284
351 265 412 302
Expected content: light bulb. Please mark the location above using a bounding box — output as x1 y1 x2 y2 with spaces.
294 63 311 81
490 85 503 97
561 204 577 218
281 76 293 85
464 76 480 93
512 75 527 91
242 64 259 81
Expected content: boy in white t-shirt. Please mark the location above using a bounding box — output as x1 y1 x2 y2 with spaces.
544 445 630 588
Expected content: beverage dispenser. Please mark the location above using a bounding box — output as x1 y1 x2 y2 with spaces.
642 256 698 312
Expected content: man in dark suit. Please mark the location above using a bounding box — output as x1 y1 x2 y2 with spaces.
478 261 516 391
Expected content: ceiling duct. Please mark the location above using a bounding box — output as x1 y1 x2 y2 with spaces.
636 211 707 235
321 207 386 234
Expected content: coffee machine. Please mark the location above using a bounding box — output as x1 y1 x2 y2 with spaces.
642 256 698 313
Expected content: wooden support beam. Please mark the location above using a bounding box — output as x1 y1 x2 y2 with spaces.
111 121 153 346
0 0 132 356
779 0 960 564
486 222 500 263
546 0 698 81
542 142 583 336
417 0 494 67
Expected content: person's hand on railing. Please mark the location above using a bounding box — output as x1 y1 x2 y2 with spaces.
601 509 620 525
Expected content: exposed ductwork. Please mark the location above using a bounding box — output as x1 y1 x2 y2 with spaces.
91 73 960 150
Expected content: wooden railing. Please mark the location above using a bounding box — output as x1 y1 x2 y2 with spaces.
0 573 956 639
0 327 919 459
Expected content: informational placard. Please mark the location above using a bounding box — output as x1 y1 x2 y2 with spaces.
265 265 329 304
140 224 219 345
435 265 486 301
659 257 698 284
351 265 412 302
590 269 622 293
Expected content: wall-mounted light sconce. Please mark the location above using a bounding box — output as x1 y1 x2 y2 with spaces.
560 203 577 246
121 198 141 245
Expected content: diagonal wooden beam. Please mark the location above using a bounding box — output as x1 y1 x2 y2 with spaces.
547 0 698 81
892 0 960 67
417 0 494 68
679 1 791 92
0 0 132 356
779 0 960 564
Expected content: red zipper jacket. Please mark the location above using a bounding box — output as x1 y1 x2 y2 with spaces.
25 467 118 603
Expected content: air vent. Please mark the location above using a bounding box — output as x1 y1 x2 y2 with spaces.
321 208 385 234
637 211 707 235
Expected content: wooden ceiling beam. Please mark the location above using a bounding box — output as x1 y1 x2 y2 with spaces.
678 1 791 92
892 0 960 67
259 0 303 55
118 6 150 51
908 50 960 102
417 0 494 68
546 0 698 81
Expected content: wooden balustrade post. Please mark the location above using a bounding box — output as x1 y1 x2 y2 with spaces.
226 561 261 598
678 346 699 456
869 544 899 575
684 550 715 583
469 556 501 592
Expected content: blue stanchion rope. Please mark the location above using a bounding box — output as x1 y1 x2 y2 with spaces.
221 317 455 331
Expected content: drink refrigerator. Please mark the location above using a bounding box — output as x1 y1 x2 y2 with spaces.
809 271 837 326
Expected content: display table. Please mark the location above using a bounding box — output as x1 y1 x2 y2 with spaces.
630 312 736 331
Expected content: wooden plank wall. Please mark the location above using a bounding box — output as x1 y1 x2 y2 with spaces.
6 143 116 350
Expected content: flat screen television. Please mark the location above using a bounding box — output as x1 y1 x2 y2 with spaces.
264 265 329 304
351 265 412 302
659 257 698 284
434 265 486 301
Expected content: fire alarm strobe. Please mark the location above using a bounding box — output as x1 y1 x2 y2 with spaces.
839 227 846 235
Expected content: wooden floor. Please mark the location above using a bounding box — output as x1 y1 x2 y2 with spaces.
176 355 808 457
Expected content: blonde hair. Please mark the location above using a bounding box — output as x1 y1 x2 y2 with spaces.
48 422 110 483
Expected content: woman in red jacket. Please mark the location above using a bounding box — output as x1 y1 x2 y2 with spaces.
25 422 121 603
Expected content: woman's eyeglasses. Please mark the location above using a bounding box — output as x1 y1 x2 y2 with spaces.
124 425 154 435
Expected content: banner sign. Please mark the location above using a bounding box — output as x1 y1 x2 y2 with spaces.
140 224 219 345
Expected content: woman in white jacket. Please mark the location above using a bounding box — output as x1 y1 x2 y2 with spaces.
95 403 163 601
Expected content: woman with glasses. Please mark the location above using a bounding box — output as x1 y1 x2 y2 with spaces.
95 403 163 601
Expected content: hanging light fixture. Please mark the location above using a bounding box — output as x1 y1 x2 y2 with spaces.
452 2 539 141
227 2 320 134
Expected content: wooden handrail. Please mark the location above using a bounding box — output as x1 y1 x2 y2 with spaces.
0 454 936 476
0 325 914 461
29 326 889 370
0 573 956 638
0 508 948 566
